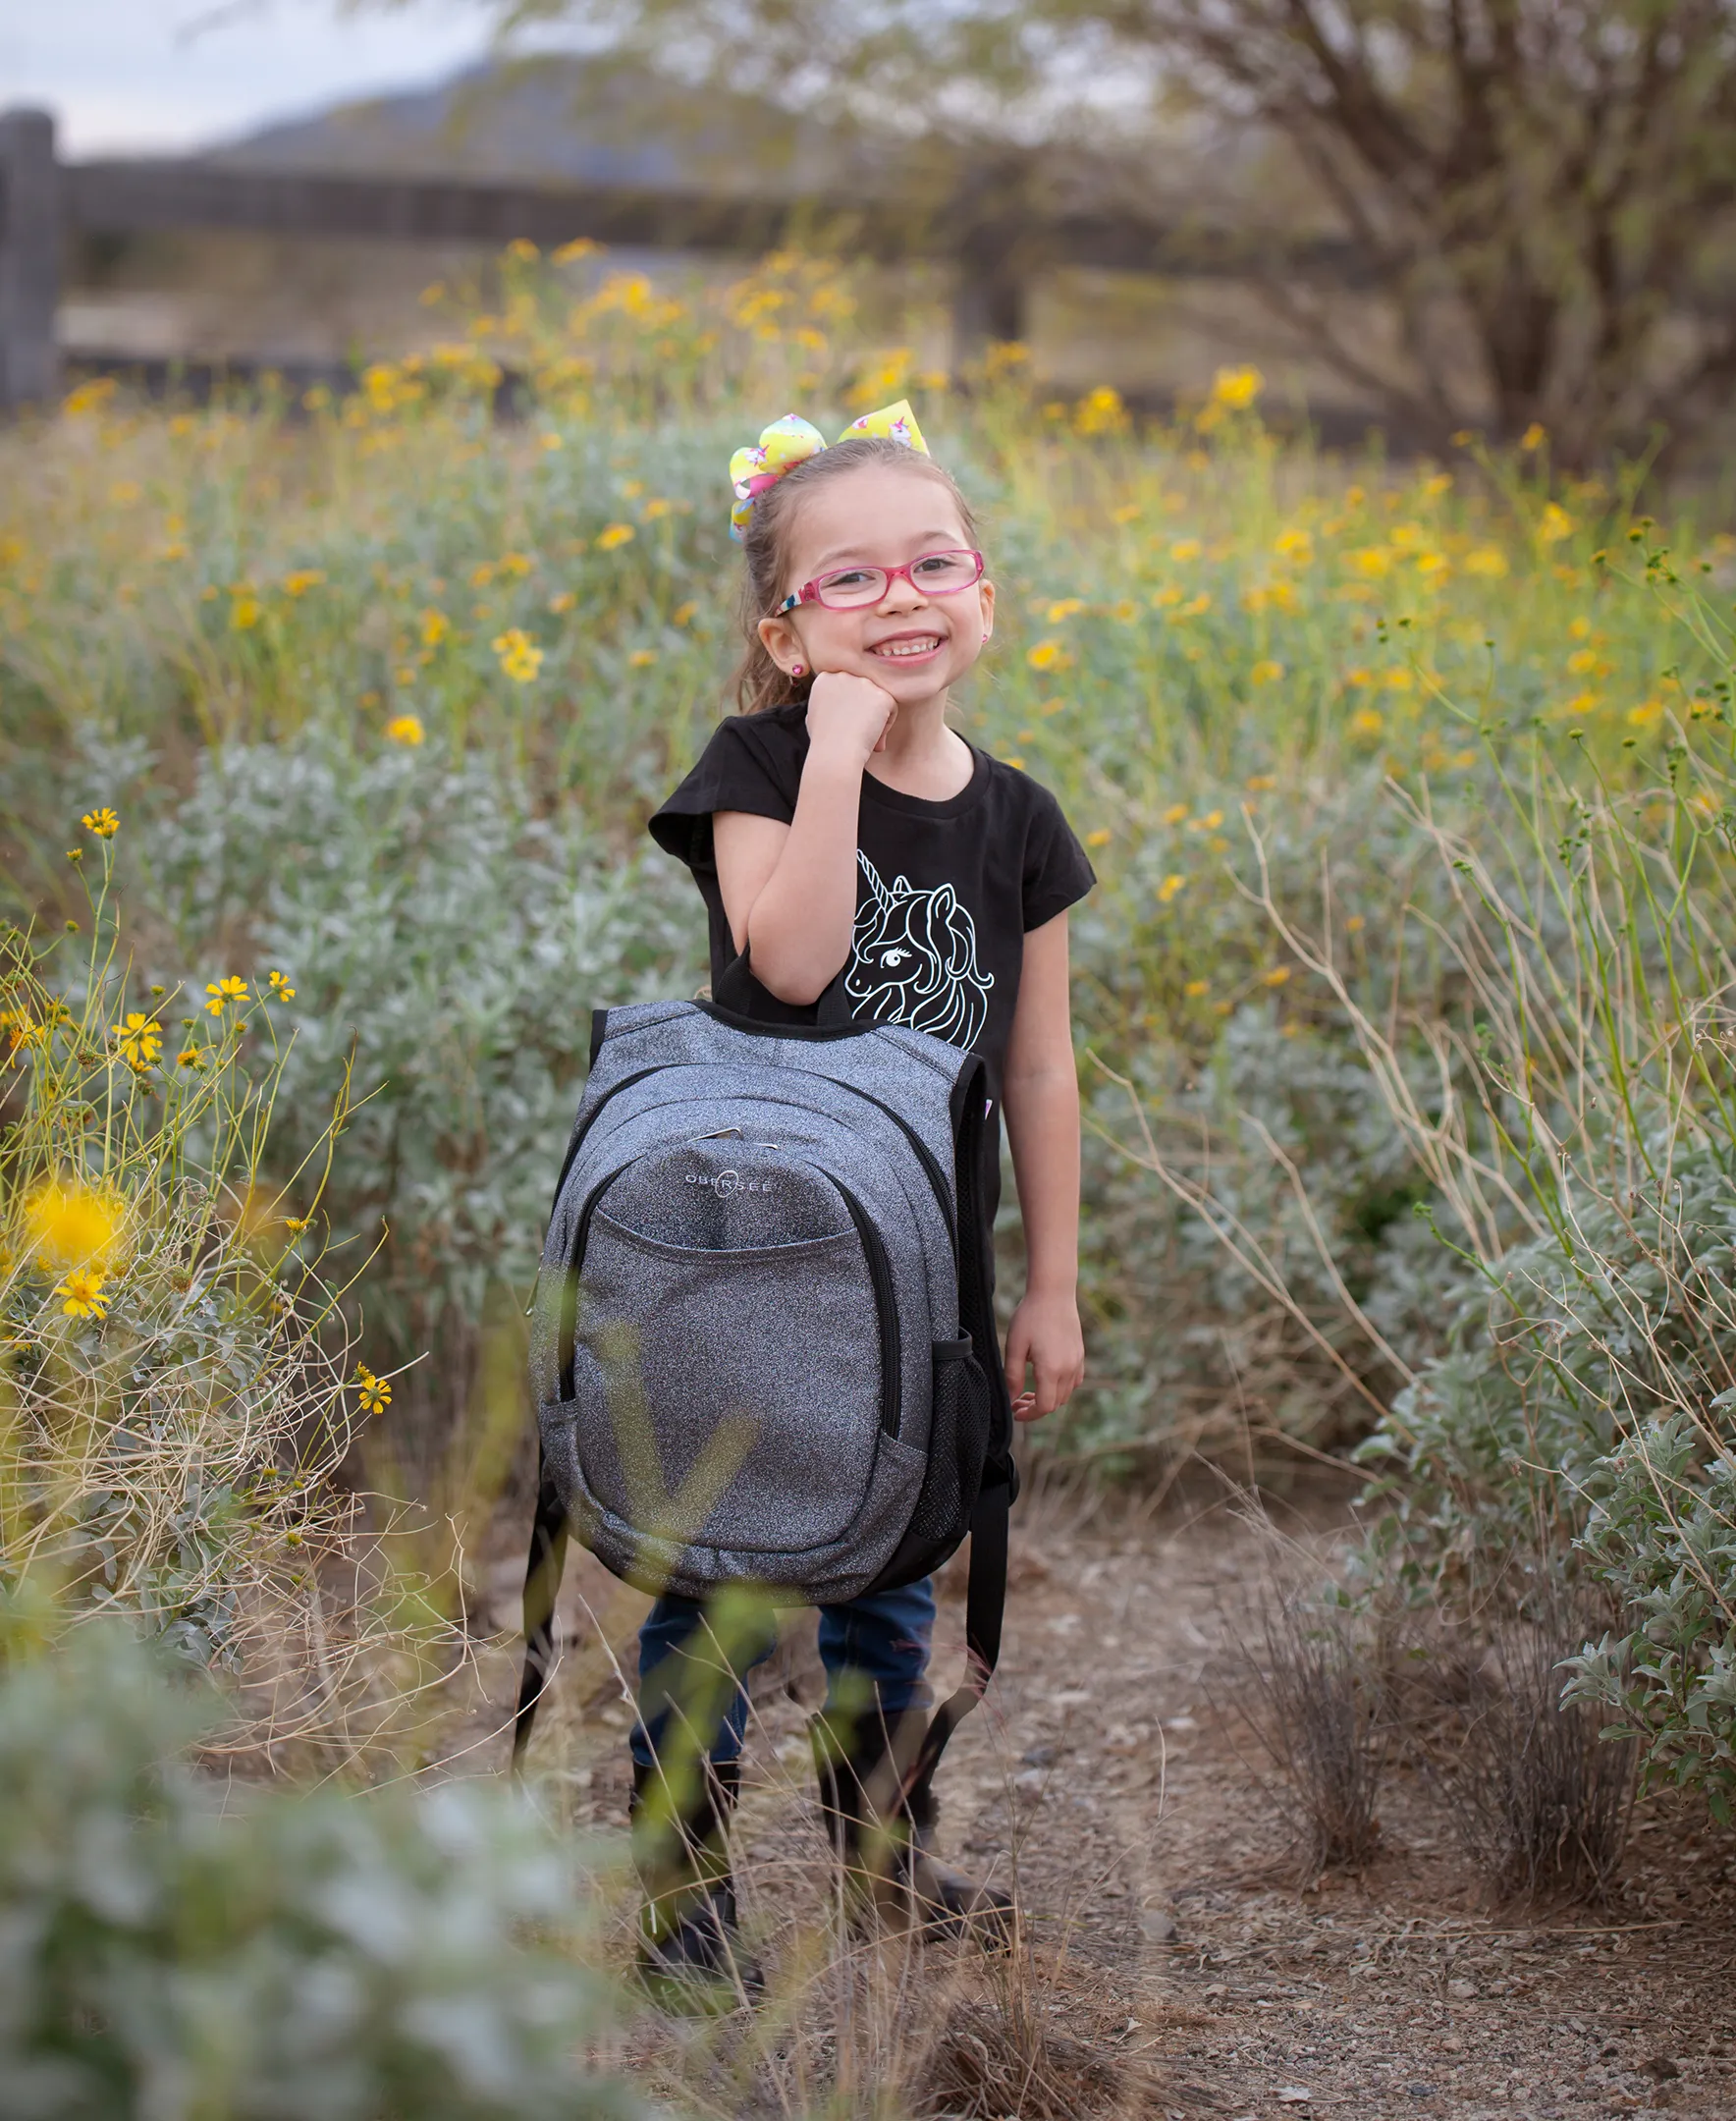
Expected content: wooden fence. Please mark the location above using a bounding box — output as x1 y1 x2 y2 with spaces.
0 102 1366 412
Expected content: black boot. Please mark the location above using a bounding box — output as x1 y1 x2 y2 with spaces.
630 1754 762 2011
810 1706 1016 1948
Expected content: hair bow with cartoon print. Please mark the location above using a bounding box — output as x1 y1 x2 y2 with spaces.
728 401 929 540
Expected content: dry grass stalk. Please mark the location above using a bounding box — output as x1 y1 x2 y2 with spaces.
1438 1608 1636 1906
1241 1584 1387 1879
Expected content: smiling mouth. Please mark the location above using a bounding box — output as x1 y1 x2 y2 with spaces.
869 635 944 661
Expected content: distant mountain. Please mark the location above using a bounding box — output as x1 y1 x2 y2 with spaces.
208 55 914 200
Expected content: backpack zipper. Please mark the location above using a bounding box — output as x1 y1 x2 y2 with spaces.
828 1081 957 1262
825 1176 903 1441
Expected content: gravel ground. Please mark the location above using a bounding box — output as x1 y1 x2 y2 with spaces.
485 1483 1736 2118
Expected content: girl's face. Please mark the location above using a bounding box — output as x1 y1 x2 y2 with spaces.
757 463 996 709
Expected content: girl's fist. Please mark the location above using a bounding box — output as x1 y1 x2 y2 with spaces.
805 671 897 765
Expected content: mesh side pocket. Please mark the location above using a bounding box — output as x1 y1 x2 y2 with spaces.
906 1335 993 1546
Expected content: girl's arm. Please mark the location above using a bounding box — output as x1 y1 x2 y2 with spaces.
713 676 894 1004
1001 910 1085 1422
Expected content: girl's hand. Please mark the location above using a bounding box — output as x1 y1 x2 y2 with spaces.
806 671 897 766
1004 1287 1085 1423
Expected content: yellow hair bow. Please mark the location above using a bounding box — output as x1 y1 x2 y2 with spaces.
729 401 930 539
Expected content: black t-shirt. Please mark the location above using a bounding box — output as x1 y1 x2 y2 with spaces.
648 702 1096 1219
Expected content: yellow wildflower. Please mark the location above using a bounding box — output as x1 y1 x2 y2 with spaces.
499 551 533 578
1046 598 1086 624
1538 502 1575 544
492 628 545 683
1188 810 1225 833
56 1270 109 1321
1250 659 1284 686
177 1046 206 1069
1346 915 1366 934
1627 699 1664 728
672 601 698 627
1210 365 1264 411
1184 979 1209 998
27 1184 122 1273
1157 874 1187 904
1162 803 1188 825
643 499 675 520
1111 503 1141 525
1085 828 1112 848
1351 707 1385 737
1262 966 1291 987
385 714 425 746
1169 539 1202 563
1273 529 1314 564
284 1217 309 1233
1520 422 1546 452
1027 639 1070 673
1464 546 1509 577
596 523 636 552
1074 385 1127 437
267 970 296 999
1167 593 1212 623
1348 547 1392 578
283 569 325 597
230 594 261 631
204 976 248 1016
628 648 658 667
548 590 576 615
354 1365 392 1415
1246 774 1277 791
111 1012 161 1068
81 806 119 839
419 609 450 647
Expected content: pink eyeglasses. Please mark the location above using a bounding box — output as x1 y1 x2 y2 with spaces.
776 548 985 614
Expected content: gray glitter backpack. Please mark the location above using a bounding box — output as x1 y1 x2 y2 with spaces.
513 972 1015 1775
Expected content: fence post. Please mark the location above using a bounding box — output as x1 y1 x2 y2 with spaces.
950 155 1031 368
0 108 61 414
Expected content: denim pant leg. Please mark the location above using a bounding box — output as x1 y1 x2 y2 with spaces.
631 1593 780 1771
818 1576 936 1720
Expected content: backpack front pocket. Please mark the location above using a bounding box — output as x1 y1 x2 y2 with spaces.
568 1211 890 1557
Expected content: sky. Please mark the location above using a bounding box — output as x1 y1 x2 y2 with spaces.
2 0 501 156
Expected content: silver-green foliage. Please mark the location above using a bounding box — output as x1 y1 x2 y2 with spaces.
0 1618 644 2121
136 737 702 1434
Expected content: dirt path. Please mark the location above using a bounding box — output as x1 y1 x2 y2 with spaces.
475 1486 1736 2118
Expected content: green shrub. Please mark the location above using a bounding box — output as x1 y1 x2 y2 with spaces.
0 1617 642 2121
132 736 700 1470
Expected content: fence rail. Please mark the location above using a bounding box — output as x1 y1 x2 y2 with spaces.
1 103 1366 412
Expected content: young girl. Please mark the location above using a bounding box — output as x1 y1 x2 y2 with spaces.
633 401 1093 1999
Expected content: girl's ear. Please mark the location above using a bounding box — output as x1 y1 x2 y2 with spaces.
758 610 805 676
978 576 996 641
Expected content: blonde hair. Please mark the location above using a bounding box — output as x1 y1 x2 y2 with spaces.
731 437 981 715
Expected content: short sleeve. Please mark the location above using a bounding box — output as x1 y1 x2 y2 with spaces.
1021 780 1097 932
648 710 804 877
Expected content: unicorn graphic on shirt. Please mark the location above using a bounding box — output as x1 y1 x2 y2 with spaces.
845 851 994 1051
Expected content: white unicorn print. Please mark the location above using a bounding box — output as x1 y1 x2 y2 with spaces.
844 851 994 1050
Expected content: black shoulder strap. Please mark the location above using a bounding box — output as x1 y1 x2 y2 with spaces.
903 1049 1015 1808
511 1445 570 1771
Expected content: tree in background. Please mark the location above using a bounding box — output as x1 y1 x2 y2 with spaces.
401 0 1736 462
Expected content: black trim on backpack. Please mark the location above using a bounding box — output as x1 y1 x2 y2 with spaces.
712 948 853 1028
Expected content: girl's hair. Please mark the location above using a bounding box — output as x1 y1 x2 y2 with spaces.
732 435 981 715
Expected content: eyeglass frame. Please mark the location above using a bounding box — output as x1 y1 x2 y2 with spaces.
775 547 986 616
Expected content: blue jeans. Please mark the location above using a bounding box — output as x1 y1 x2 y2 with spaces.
630 1577 936 1770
